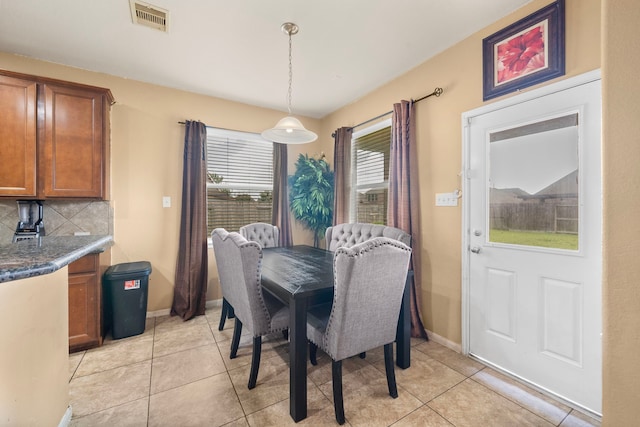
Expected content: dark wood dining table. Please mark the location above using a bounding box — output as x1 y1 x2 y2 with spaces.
261 245 411 422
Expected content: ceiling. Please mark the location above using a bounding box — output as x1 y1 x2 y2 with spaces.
0 0 532 119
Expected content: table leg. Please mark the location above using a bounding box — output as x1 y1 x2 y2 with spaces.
396 271 412 369
289 297 308 422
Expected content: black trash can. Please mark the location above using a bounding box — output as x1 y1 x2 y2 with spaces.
103 261 152 339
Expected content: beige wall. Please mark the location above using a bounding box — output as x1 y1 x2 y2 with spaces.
320 0 601 343
0 267 69 425
601 0 640 424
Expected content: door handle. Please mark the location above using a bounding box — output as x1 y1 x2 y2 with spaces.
470 246 481 254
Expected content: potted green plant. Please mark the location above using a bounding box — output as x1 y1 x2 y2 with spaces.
288 153 334 247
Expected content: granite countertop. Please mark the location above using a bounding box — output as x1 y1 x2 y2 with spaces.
0 235 113 283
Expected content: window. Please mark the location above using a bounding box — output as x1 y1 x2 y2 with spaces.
350 119 391 225
206 127 273 234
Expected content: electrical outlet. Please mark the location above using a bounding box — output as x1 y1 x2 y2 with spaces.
162 196 171 208
435 192 458 207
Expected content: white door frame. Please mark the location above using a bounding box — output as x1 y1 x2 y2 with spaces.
461 69 602 355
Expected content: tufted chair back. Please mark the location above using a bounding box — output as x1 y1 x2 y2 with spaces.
325 222 411 252
211 228 285 337
239 222 280 248
310 237 412 361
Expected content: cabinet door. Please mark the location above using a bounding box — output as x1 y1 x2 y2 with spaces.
0 75 37 197
69 254 101 352
69 272 100 351
40 84 105 198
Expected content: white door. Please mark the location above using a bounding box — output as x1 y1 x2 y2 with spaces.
464 74 602 415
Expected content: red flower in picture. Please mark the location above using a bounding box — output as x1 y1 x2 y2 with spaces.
496 25 545 84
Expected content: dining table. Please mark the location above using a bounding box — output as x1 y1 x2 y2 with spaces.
261 245 411 422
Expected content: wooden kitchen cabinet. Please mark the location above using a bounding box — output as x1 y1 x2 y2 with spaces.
68 253 102 352
40 83 109 198
0 74 37 197
0 70 113 199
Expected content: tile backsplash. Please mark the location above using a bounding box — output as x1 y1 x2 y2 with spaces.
0 200 113 244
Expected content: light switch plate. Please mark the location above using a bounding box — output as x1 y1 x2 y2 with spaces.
162 196 171 208
435 192 458 207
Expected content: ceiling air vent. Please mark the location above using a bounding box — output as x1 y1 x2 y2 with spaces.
129 0 169 32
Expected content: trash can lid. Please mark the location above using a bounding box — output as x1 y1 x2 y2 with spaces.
104 261 152 279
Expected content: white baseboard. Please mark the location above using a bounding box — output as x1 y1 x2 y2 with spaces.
58 405 72 427
145 299 223 318
426 329 462 353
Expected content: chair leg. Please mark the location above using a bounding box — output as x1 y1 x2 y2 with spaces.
248 336 262 389
227 303 235 319
359 352 366 359
230 318 243 359
282 329 289 340
309 341 318 366
332 360 345 425
218 298 229 331
383 343 398 398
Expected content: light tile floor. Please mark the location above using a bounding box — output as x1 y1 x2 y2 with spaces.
68 307 602 426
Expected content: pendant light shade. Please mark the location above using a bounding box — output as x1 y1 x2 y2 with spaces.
262 22 317 144
261 116 317 144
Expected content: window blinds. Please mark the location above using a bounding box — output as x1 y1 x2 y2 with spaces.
354 126 391 190
206 128 273 233
351 125 391 224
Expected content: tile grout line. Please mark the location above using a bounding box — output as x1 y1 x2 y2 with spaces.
146 316 157 427
207 313 252 422
205 313 251 426
416 356 484 423
413 344 589 426
466 374 558 426
68 350 86 383
556 410 572 427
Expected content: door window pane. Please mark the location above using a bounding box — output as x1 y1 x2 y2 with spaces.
488 114 579 250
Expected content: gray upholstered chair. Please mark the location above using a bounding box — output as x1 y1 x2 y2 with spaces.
307 237 412 425
324 222 412 360
218 223 280 331
325 222 411 251
211 228 289 389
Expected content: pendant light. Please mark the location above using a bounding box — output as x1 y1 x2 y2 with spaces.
261 22 317 144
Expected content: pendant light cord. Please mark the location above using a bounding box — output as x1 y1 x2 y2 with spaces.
260 22 317 144
287 30 293 115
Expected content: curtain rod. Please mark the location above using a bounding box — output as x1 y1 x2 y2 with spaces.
177 122 245 134
177 123 279 140
332 87 443 137
179 87 443 133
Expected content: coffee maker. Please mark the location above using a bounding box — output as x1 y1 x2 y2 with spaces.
13 200 45 242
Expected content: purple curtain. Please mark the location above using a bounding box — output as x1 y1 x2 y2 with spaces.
332 127 352 226
272 143 293 246
171 120 208 320
389 101 429 339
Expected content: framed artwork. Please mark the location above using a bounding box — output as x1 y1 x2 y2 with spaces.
482 0 565 101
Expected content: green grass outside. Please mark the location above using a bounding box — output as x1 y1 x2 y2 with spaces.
489 229 578 250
